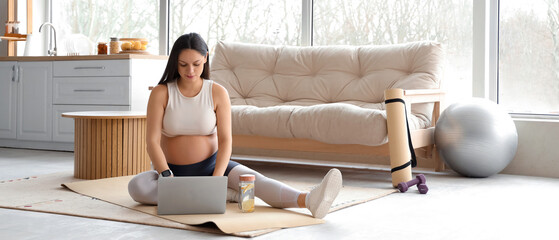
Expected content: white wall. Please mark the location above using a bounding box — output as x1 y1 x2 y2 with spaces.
28 0 47 56
503 120 559 178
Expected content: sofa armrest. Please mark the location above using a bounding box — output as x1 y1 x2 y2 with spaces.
403 89 444 128
403 89 444 104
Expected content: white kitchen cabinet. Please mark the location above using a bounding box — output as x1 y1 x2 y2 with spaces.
52 59 149 143
52 59 130 77
17 62 53 141
52 77 130 105
0 56 167 151
0 62 17 139
0 61 52 141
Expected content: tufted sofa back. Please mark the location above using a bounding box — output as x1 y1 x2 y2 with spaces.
210 41 444 145
211 41 443 109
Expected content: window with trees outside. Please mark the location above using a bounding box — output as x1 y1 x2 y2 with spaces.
499 0 559 115
169 0 301 53
168 0 473 104
51 0 159 55
312 0 473 107
49 0 558 116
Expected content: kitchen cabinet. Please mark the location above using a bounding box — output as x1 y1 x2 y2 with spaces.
0 61 52 141
18 62 53 141
0 55 167 151
51 59 136 143
0 62 17 139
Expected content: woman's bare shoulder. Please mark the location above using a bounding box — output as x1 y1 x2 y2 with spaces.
151 84 169 98
211 81 229 97
211 81 230 111
151 84 168 94
148 84 169 106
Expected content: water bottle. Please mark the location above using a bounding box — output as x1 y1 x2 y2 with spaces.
239 174 255 212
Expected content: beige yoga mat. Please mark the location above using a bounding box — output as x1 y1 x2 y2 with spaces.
385 88 413 187
0 172 396 237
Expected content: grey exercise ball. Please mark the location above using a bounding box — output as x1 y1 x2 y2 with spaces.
434 98 518 177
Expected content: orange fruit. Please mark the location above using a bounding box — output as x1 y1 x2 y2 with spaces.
121 42 131 50
133 41 142 50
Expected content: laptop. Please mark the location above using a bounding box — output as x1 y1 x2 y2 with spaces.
157 176 227 215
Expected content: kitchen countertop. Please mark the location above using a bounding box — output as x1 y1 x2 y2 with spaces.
0 54 168 61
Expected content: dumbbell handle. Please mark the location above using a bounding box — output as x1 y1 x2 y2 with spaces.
398 174 426 193
405 178 421 186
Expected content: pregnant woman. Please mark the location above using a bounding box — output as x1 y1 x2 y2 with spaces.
128 32 342 219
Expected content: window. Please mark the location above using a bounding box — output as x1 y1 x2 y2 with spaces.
313 0 473 104
499 0 559 115
169 0 301 53
51 0 159 55
48 0 474 109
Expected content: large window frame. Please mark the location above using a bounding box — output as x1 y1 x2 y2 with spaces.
472 0 498 103
491 0 559 119
157 0 312 55
47 0 553 119
480 0 558 119
159 0 483 109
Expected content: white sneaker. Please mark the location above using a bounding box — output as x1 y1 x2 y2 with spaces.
227 188 239 203
306 168 343 219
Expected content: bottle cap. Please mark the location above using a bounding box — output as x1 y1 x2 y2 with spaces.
240 174 255 181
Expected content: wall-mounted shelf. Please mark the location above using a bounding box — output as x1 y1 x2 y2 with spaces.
1 34 27 41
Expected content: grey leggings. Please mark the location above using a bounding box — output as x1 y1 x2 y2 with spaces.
128 164 303 208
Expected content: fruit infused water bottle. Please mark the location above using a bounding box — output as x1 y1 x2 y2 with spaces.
239 174 255 212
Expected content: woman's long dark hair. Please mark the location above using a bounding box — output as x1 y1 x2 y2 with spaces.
158 33 210 85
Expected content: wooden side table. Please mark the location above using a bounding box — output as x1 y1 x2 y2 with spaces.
62 111 151 179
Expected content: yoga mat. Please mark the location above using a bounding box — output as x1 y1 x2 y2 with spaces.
0 172 396 237
63 175 323 234
385 88 413 187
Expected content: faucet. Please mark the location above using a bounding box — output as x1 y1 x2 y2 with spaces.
39 22 57 56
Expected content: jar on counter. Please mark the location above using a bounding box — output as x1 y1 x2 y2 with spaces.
239 174 255 213
110 37 120 54
97 42 108 55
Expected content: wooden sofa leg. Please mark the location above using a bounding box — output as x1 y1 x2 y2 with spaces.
385 88 413 188
424 146 433 158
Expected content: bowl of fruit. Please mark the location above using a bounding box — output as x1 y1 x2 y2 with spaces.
119 38 149 54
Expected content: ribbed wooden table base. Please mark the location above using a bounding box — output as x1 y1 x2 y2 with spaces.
73 117 150 179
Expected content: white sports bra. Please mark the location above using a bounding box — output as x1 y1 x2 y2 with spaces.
161 80 217 137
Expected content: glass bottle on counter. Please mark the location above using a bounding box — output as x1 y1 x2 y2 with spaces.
110 37 120 54
97 42 108 55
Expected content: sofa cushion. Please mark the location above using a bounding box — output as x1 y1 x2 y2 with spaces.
211 41 443 146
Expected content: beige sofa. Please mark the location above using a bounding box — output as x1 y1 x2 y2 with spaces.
211 41 445 183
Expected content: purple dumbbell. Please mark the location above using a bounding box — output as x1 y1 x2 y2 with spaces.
398 174 428 194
